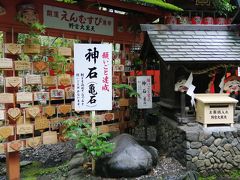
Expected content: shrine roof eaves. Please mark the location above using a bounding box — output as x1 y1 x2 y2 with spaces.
141 24 240 63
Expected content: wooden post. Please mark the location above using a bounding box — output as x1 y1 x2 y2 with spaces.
90 111 96 174
5 31 20 180
6 152 20 180
180 92 186 119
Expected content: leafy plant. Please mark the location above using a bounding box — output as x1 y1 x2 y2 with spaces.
49 53 68 75
22 21 46 44
133 0 183 11
63 118 114 161
18 53 30 61
211 0 236 16
113 84 140 98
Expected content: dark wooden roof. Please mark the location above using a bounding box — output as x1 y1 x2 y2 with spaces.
141 24 240 62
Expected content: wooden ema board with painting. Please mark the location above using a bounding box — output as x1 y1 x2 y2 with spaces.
33 61 48 72
58 74 71 86
34 92 50 102
4 43 22 55
7 140 24 152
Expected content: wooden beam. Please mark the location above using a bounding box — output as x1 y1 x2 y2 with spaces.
85 0 163 17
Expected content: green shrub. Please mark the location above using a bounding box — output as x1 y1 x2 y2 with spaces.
63 118 114 160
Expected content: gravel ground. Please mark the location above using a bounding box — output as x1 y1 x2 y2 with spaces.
0 156 187 180
0 138 187 180
56 156 186 180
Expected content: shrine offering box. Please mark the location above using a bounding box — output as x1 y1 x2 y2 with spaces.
195 94 238 127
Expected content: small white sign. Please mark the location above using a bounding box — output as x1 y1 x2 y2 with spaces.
74 44 112 111
137 76 152 109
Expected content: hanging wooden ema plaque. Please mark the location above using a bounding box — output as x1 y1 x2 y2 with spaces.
0 93 14 104
25 74 41 85
16 92 33 103
26 136 42 148
42 76 57 86
26 106 40 119
42 131 58 145
5 77 23 88
33 61 48 72
65 77 74 99
58 74 71 87
8 108 21 121
44 105 55 117
23 44 40 54
16 110 34 135
5 43 22 55
35 113 49 131
42 108 58 144
58 47 72 57
0 126 14 139
50 89 64 100
0 58 13 69
58 104 71 115
7 140 24 152
14 61 31 71
34 92 49 102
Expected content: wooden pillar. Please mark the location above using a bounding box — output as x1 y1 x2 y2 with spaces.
6 152 20 180
4 31 20 180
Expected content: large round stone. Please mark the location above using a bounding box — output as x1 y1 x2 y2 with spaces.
95 133 155 178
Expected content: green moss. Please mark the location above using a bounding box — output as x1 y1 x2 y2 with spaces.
199 169 240 180
21 161 68 179
199 176 216 180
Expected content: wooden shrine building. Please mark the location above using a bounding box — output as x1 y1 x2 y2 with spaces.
141 24 240 122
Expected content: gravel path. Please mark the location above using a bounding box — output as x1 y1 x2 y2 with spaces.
64 156 187 180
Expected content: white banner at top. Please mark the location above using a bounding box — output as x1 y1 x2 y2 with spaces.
43 5 114 36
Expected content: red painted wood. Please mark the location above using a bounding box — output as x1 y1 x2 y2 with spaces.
0 0 154 44
5 31 21 180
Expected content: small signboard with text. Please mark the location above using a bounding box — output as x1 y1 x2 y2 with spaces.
43 5 114 36
74 44 112 111
137 76 152 109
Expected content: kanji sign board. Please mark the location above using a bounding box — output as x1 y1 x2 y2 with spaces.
74 44 112 111
137 76 152 109
43 5 114 36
